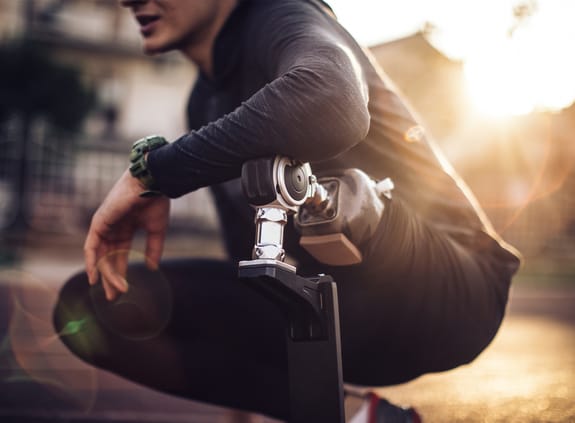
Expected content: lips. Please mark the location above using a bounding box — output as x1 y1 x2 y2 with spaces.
136 15 160 36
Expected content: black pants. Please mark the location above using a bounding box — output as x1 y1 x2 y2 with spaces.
54 201 518 420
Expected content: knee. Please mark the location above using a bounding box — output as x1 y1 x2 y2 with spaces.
53 272 110 364
429 267 512 372
54 267 173 364
53 272 90 337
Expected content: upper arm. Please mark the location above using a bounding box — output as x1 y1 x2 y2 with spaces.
245 2 370 159
146 1 372 197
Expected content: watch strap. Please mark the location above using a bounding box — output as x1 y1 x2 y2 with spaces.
129 135 168 197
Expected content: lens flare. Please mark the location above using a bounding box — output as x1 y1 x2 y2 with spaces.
59 317 90 337
467 115 575 256
0 269 98 412
90 250 173 341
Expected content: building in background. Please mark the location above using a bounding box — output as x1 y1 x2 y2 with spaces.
0 0 196 142
0 0 217 234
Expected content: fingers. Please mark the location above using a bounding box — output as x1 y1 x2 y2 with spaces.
82 187 169 300
84 230 131 301
98 255 129 301
145 230 166 270
101 275 117 302
84 231 100 286
85 244 125 302
82 172 162 301
113 246 131 280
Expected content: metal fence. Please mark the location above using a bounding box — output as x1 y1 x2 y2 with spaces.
0 118 218 236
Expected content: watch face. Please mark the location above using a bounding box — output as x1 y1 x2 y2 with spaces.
129 136 167 192
132 135 167 155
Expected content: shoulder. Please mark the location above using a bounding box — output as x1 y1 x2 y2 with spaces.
241 0 335 40
241 0 326 17
239 0 355 68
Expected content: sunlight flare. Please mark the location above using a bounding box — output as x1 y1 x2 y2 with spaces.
435 0 575 117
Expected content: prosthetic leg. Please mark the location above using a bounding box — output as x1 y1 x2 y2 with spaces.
238 156 345 423
238 158 422 422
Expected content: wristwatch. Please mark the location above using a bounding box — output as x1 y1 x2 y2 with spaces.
129 135 168 197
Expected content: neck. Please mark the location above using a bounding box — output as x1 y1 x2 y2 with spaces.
180 0 238 77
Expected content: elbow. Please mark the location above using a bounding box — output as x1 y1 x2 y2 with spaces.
316 44 371 158
326 87 370 156
303 81 370 161
282 63 370 161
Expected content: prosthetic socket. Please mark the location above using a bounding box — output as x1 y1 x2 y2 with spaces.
296 168 393 265
241 157 393 268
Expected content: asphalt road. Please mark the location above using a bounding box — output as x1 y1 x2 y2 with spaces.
1 236 574 422
373 285 575 423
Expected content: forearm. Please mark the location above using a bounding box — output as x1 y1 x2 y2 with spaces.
148 45 369 198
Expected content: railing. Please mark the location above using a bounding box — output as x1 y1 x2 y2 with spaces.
0 120 218 236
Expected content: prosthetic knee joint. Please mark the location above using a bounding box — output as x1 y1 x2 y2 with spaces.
240 156 394 267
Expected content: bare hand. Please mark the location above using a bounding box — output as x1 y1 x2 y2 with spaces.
84 169 170 301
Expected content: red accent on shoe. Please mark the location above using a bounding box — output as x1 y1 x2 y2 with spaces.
411 408 423 423
367 392 380 423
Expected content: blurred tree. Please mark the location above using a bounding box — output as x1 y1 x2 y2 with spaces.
0 40 95 233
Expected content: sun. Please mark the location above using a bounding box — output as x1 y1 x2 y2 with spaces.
329 0 575 119
460 1 575 118
463 40 535 118
424 0 575 119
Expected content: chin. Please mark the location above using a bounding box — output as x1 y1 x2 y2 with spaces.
142 44 165 56
143 47 161 56
141 38 174 56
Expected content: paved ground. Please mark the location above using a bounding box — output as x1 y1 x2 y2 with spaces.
1 233 574 422
374 285 575 423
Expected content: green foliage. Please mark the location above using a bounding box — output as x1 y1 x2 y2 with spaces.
0 40 95 132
